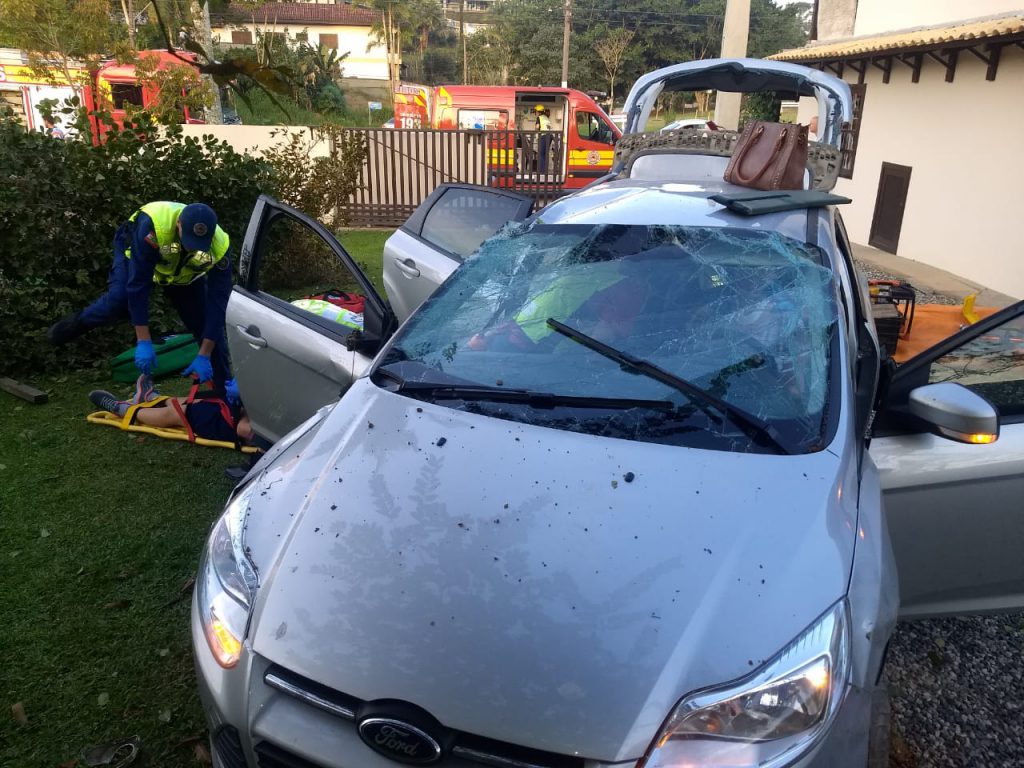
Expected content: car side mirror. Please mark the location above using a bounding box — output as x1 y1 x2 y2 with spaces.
908 382 999 445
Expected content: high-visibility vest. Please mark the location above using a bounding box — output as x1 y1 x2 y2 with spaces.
127 201 230 286
290 299 364 331
514 264 623 342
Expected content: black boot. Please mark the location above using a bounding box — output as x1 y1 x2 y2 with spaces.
46 311 88 346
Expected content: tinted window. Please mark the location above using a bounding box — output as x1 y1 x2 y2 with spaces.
110 83 144 110
576 111 614 145
253 212 366 335
927 313 1024 419
377 224 838 454
420 189 526 261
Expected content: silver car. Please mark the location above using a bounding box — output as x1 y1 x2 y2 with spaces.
195 60 1024 768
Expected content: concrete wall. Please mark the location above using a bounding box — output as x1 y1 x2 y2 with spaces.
815 0 858 41
178 124 332 159
853 0 1024 35
210 22 387 81
818 47 1024 299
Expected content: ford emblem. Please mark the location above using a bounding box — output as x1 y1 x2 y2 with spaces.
358 717 443 764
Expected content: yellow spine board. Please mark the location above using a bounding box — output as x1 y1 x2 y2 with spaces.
87 399 260 454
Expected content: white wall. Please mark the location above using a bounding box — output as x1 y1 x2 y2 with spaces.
178 125 332 159
210 23 388 80
853 0 1024 35
831 47 1024 298
815 0 858 40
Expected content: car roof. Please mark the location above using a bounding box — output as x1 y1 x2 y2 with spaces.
536 179 818 243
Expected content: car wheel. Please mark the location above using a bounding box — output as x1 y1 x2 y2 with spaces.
867 680 891 768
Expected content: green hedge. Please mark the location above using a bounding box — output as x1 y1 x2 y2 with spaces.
0 120 273 376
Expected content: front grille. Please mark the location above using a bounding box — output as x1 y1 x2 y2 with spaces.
213 725 248 768
265 665 585 768
254 741 324 768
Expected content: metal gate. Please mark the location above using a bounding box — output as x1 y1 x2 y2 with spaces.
341 128 571 227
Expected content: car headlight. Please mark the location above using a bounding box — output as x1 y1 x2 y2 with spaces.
197 482 259 668
639 601 849 768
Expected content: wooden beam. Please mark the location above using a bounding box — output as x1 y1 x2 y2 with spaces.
944 48 959 82
897 53 923 82
963 45 990 65
826 61 845 78
0 378 48 404
849 58 867 84
871 56 893 84
986 43 1003 81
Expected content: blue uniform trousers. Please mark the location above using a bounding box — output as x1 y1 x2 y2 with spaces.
80 235 231 388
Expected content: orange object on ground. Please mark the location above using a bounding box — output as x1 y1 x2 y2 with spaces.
893 304 1000 363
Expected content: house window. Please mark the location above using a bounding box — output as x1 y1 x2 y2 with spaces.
320 33 339 49
231 29 253 45
294 32 308 43
840 83 866 179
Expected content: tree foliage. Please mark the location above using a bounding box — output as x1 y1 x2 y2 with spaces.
0 110 367 375
464 0 808 107
594 28 636 107
0 0 123 91
133 51 215 124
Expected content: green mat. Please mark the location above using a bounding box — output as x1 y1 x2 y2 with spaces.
110 334 199 383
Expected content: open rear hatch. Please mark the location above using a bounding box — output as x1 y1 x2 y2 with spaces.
617 58 853 190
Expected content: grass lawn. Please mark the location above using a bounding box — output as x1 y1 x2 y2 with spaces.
0 227 392 767
336 228 390 292
232 89 392 128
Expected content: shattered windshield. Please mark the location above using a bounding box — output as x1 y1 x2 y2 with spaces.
374 223 838 454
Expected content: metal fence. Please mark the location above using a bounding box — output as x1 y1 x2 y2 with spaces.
340 128 570 227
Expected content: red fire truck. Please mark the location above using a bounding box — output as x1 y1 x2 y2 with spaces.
394 83 621 191
0 48 203 143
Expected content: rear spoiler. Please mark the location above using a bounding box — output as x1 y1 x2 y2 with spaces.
621 58 852 149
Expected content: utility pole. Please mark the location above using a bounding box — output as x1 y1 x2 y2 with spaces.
460 0 467 83
560 0 572 88
119 0 137 49
713 0 750 130
191 0 222 124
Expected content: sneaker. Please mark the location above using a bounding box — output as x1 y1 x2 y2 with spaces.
89 390 129 417
46 311 87 346
131 374 158 404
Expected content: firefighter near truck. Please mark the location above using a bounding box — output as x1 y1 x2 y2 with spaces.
394 83 621 191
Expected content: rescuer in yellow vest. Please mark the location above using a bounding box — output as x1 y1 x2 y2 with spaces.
47 201 234 389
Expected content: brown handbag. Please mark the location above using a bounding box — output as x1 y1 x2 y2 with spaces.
724 120 809 191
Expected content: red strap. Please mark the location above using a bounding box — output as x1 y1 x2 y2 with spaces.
182 374 235 434
185 375 215 405
213 398 235 430
169 398 195 443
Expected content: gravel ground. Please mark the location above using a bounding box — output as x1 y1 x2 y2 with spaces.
887 616 1024 767
854 260 961 306
855 259 1024 768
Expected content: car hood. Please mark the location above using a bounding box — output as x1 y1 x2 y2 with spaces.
247 378 858 762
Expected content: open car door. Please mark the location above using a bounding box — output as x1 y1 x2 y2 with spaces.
228 196 397 443
870 300 1024 617
382 183 533 323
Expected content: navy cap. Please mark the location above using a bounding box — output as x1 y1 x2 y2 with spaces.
179 203 217 252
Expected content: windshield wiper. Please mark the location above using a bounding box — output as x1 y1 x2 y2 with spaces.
377 369 675 413
545 318 794 454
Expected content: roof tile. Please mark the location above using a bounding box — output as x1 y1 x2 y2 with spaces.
770 12 1024 62
213 2 379 27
